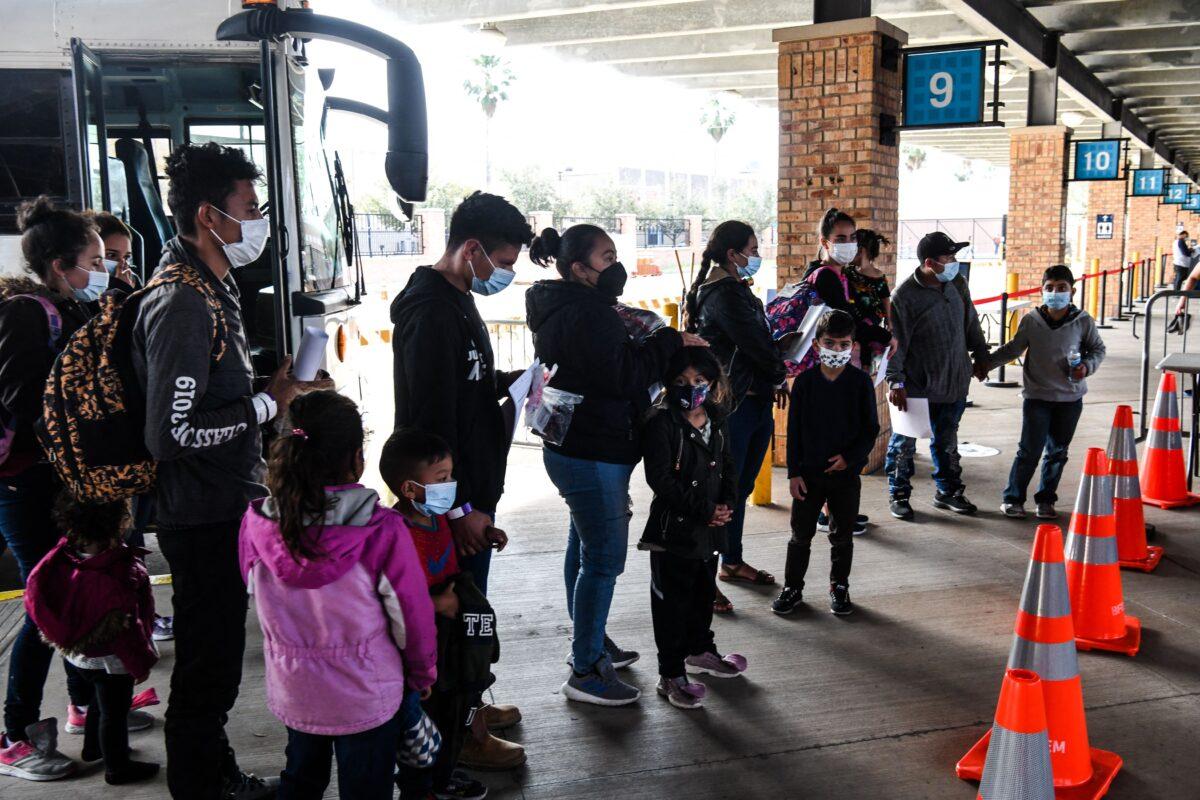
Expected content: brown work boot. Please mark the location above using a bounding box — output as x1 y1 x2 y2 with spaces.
458 733 527 771
479 703 522 731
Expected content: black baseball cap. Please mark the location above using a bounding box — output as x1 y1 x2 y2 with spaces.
917 231 968 262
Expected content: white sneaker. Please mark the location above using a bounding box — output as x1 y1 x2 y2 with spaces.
0 721 75 782
152 616 174 642
1000 503 1026 519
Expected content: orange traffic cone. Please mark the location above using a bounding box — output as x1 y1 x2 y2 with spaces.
1066 449 1141 656
976 669 1055 800
1107 405 1164 572
1140 371 1200 508
958 525 1122 797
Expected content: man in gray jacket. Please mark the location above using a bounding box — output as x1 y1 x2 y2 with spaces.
131 143 323 800
885 232 989 520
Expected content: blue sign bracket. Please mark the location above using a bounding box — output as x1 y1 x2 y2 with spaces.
1069 138 1127 182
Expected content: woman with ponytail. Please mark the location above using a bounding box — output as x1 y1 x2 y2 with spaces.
240 389 437 797
685 220 786 611
525 224 704 707
806 209 893 358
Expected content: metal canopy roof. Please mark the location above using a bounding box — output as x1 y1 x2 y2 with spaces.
382 0 1200 183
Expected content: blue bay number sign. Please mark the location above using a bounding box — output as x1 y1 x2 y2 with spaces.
1131 169 1165 197
1073 140 1121 181
1186 194 1200 212
903 46 985 128
1165 184 1189 205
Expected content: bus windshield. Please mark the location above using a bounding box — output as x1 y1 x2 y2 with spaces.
289 60 345 293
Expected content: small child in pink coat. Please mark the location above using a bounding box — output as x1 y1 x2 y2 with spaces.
239 390 437 800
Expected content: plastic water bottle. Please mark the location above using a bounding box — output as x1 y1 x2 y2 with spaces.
1068 346 1083 384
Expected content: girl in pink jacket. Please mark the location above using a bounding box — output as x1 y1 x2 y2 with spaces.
239 390 437 800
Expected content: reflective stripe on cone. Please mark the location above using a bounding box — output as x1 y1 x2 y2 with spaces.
1140 371 1200 508
976 669 1054 800
1107 405 1164 571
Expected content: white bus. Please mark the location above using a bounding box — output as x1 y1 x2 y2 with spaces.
0 0 426 395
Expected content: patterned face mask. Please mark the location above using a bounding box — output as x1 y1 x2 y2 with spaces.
817 346 852 369
668 382 710 410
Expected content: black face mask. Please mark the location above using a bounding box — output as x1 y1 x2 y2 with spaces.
592 261 628 299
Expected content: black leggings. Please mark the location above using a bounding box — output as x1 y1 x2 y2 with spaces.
79 668 134 768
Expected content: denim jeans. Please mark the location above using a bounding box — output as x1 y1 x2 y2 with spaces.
280 710 403 800
455 508 495 596
723 394 774 566
1003 398 1084 506
543 448 635 671
885 399 967 499
0 464 89 739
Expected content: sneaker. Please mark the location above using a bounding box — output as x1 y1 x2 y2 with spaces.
65 705 154 735
222 771 280 800
830 584 854 616
1000 503 1026 519
889 498 914 520
434 770 489 800
817 513 868 535
771 586 803 615
152 616 174 642
684 651 747 679
933 491 977 515
1035 503 1058 520
0 721 76 782
656 676 705 710
566 636 639 670
561 656 640 707
457 733 526 771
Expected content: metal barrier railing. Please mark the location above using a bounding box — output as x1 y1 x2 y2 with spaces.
1137 288 1200 439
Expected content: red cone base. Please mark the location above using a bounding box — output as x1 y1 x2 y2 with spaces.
958 729 1123 798
1075 614 1141 657
1142 492 1200 510
1120 545 1164 573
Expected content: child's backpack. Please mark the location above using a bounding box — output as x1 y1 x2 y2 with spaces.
38 263 228 503
765 265 846 376
0 294 62 468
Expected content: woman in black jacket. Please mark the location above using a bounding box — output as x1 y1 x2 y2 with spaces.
525 224 704 707
0 197 113 780
684 220 785 611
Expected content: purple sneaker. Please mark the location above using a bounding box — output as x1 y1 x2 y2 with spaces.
684 652 747 679
656 676 706 710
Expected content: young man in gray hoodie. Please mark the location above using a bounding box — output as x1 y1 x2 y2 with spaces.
984 264 1106 520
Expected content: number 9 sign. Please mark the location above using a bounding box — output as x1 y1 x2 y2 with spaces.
903 46 985 127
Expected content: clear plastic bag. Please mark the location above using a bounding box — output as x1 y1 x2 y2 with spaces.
526 385 584 446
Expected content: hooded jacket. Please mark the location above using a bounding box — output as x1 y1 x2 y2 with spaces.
886 273 988 403
525 279 683 464
985 305 1106 402
0 278 90 477
131 238 267 528
391 267 511 514
239 484 438 736
24 539 158 682
693 277 786 404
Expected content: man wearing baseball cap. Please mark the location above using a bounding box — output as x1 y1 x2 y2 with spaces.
883 232 990 520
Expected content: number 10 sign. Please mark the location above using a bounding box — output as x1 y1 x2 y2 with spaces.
901 42 1004 129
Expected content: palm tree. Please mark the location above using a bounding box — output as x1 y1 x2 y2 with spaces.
700 97 737 189
463 55 515 188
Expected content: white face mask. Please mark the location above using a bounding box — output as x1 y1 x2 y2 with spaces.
817 345 853 369
103 258 120 275
72 266 109 302
829 242 858 266
210 206 269 268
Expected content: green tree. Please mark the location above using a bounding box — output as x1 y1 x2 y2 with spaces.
463 55 515 188
498 166 575 219
582 183 641 221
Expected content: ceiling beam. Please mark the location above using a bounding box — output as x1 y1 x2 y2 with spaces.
377 0 708 27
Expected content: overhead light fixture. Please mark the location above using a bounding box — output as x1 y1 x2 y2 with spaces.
985 61 1016 86
478 23 506 48
1062 111 1086 128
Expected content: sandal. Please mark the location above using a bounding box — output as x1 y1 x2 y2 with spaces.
713 589 734 614
718 563 776 586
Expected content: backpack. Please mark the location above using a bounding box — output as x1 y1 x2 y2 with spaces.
39 263 228 503
765 266 847 376
0 295 62 468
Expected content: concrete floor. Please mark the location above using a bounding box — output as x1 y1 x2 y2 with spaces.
1 317 1197 799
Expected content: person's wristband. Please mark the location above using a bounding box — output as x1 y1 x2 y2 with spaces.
447 503 473 520
890 381 905 389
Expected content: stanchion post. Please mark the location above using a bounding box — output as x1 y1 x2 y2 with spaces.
1133 251 1142 302
986 274 1019 388
1097 267 1111 328
1113 261 1128 320
751 441 773 506
1087 257 1100 317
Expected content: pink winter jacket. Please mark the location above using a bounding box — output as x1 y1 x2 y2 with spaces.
239 484 437 736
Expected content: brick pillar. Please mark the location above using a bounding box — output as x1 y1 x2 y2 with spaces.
774 16 906 472
1126 196 1158 270
1006 126 1069 293
1085 179 1126 310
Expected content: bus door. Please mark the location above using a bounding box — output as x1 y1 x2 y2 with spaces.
70 39 110 212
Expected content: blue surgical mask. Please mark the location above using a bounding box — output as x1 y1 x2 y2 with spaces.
412 480 458 517
737 253 762 279
470 250 515 296
103 258 120 275
935 260 960 283
1043 289 1071 310
72 267 109 302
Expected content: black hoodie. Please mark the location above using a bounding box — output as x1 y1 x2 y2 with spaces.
525 279 682 465
391 267 511 514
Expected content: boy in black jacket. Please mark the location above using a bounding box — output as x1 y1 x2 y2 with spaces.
773 310 879 617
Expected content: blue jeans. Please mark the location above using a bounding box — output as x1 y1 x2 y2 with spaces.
543 448 635 672
456 508 495 596
279 710 403 800
885 399 968 499
0 465 88 738
1003 398 1084 505
723 394 774 566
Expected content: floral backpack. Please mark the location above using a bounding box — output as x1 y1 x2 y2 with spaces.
765 265 848 376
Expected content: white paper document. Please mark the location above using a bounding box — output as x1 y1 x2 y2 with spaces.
891 397 933 439
779 303 829 364
508 360 544 440
873 346 892 388
293 326 329 381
